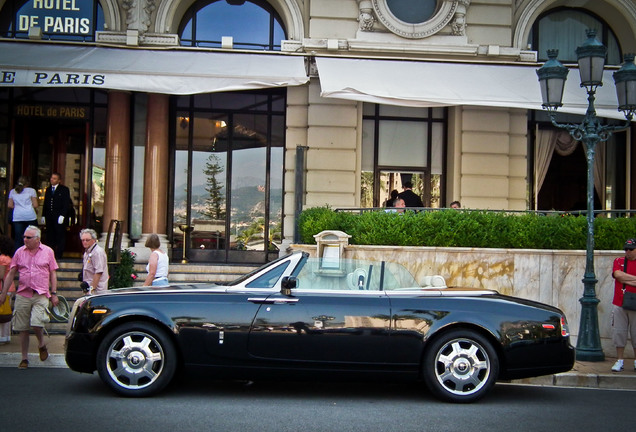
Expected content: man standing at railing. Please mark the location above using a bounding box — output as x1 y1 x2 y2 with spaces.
397 181 423 208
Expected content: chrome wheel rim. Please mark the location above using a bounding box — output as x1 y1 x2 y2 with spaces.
105 331 165 390
434 337 491 396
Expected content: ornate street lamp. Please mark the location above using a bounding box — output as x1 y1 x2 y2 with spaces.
536 29 636 362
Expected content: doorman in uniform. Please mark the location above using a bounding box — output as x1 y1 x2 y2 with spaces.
43 172 71 259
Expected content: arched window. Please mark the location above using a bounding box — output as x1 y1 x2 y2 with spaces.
0 0 104 41
179 0 285 50
529 7 621 65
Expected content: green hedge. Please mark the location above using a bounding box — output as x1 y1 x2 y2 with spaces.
297 207 636 250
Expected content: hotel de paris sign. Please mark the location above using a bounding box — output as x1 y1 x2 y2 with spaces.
16 0 94 36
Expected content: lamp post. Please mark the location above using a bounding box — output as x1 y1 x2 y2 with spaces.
536 30 636 361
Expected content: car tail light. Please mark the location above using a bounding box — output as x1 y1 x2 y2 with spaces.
560 316 570 337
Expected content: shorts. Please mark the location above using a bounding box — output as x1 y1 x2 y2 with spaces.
12 294 50 331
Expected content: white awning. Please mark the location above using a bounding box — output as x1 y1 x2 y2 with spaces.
0 41 309 95
315 57 628 120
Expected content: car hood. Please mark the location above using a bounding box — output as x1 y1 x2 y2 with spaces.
101 283 228 295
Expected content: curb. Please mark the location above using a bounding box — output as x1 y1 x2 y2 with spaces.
0 352 67 369
513 372 636 390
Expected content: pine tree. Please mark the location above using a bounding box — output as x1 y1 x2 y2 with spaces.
201 153 225 220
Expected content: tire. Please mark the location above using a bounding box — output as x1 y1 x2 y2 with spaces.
96 322 177 397
422 329 499 403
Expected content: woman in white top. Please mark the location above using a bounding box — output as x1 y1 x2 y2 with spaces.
8 176 38 250
143 233 169 286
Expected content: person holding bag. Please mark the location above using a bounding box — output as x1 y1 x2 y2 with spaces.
610 238 636 371
79 228 109 295
0 226 58 369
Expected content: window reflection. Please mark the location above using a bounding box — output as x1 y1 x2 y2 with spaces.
92 148 105 226
179 0 286 50
130 95 147 239
174 90 285 262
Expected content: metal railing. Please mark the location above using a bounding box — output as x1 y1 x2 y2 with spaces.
105 219 123 264
334 207 636 218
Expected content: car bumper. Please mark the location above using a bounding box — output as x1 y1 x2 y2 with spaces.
65 331 98 374
500 340 576 380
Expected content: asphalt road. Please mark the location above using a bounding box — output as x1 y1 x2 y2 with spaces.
1 368 633 432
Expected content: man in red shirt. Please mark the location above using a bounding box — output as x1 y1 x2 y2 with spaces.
610 238 636 371
0 225 59 369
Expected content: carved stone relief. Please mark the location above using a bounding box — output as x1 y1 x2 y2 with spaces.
451 0 470 36
121 0 156 35
357 0 376 32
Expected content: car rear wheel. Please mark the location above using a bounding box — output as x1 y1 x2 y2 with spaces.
96 322 177 397
422 329 499 403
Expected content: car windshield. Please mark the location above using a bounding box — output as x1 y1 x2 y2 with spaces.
292 258 420 291
225 253 293 286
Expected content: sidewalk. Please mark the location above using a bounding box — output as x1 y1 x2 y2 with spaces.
0 333 67 368
1 334 636 390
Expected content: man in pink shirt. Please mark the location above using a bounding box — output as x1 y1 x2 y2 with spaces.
0 225 59 369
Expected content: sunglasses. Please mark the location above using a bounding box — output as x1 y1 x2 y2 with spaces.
23 235 36 239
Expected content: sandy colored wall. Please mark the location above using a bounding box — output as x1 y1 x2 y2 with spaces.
289 243 628 358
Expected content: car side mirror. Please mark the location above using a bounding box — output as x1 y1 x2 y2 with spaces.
281 276 297 296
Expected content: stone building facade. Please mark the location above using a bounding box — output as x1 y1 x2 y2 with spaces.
0 0 634 263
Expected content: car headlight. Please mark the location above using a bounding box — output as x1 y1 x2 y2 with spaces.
65 295 89 334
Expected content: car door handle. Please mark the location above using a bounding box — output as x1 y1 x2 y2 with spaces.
248 297 299 304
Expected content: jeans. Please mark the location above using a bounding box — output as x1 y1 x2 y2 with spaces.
12 220 37 250
151 277 169 286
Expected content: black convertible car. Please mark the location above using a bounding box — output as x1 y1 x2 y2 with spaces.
65 251 575 403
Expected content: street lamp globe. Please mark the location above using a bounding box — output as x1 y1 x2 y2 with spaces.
613 53 636 119
576 29 607 90
536 49 569 111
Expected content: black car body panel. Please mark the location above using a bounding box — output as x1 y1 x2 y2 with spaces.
65 251 575 402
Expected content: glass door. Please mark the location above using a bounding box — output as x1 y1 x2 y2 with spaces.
12 118 87 257
173 111 229 262
172 89 285 264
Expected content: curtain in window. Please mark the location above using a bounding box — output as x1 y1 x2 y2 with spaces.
554 131 578 156
534 128 557 211
537 11 601 63
535 9 621 65
535 128 605 210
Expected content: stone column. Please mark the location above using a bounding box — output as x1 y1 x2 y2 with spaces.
102 91 131 247
136 93 170 261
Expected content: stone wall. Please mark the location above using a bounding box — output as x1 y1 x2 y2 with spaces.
451 106 528 210
289 243 631 358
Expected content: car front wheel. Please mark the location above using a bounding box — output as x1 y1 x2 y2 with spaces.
422 329 499 403
96 322 177 397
